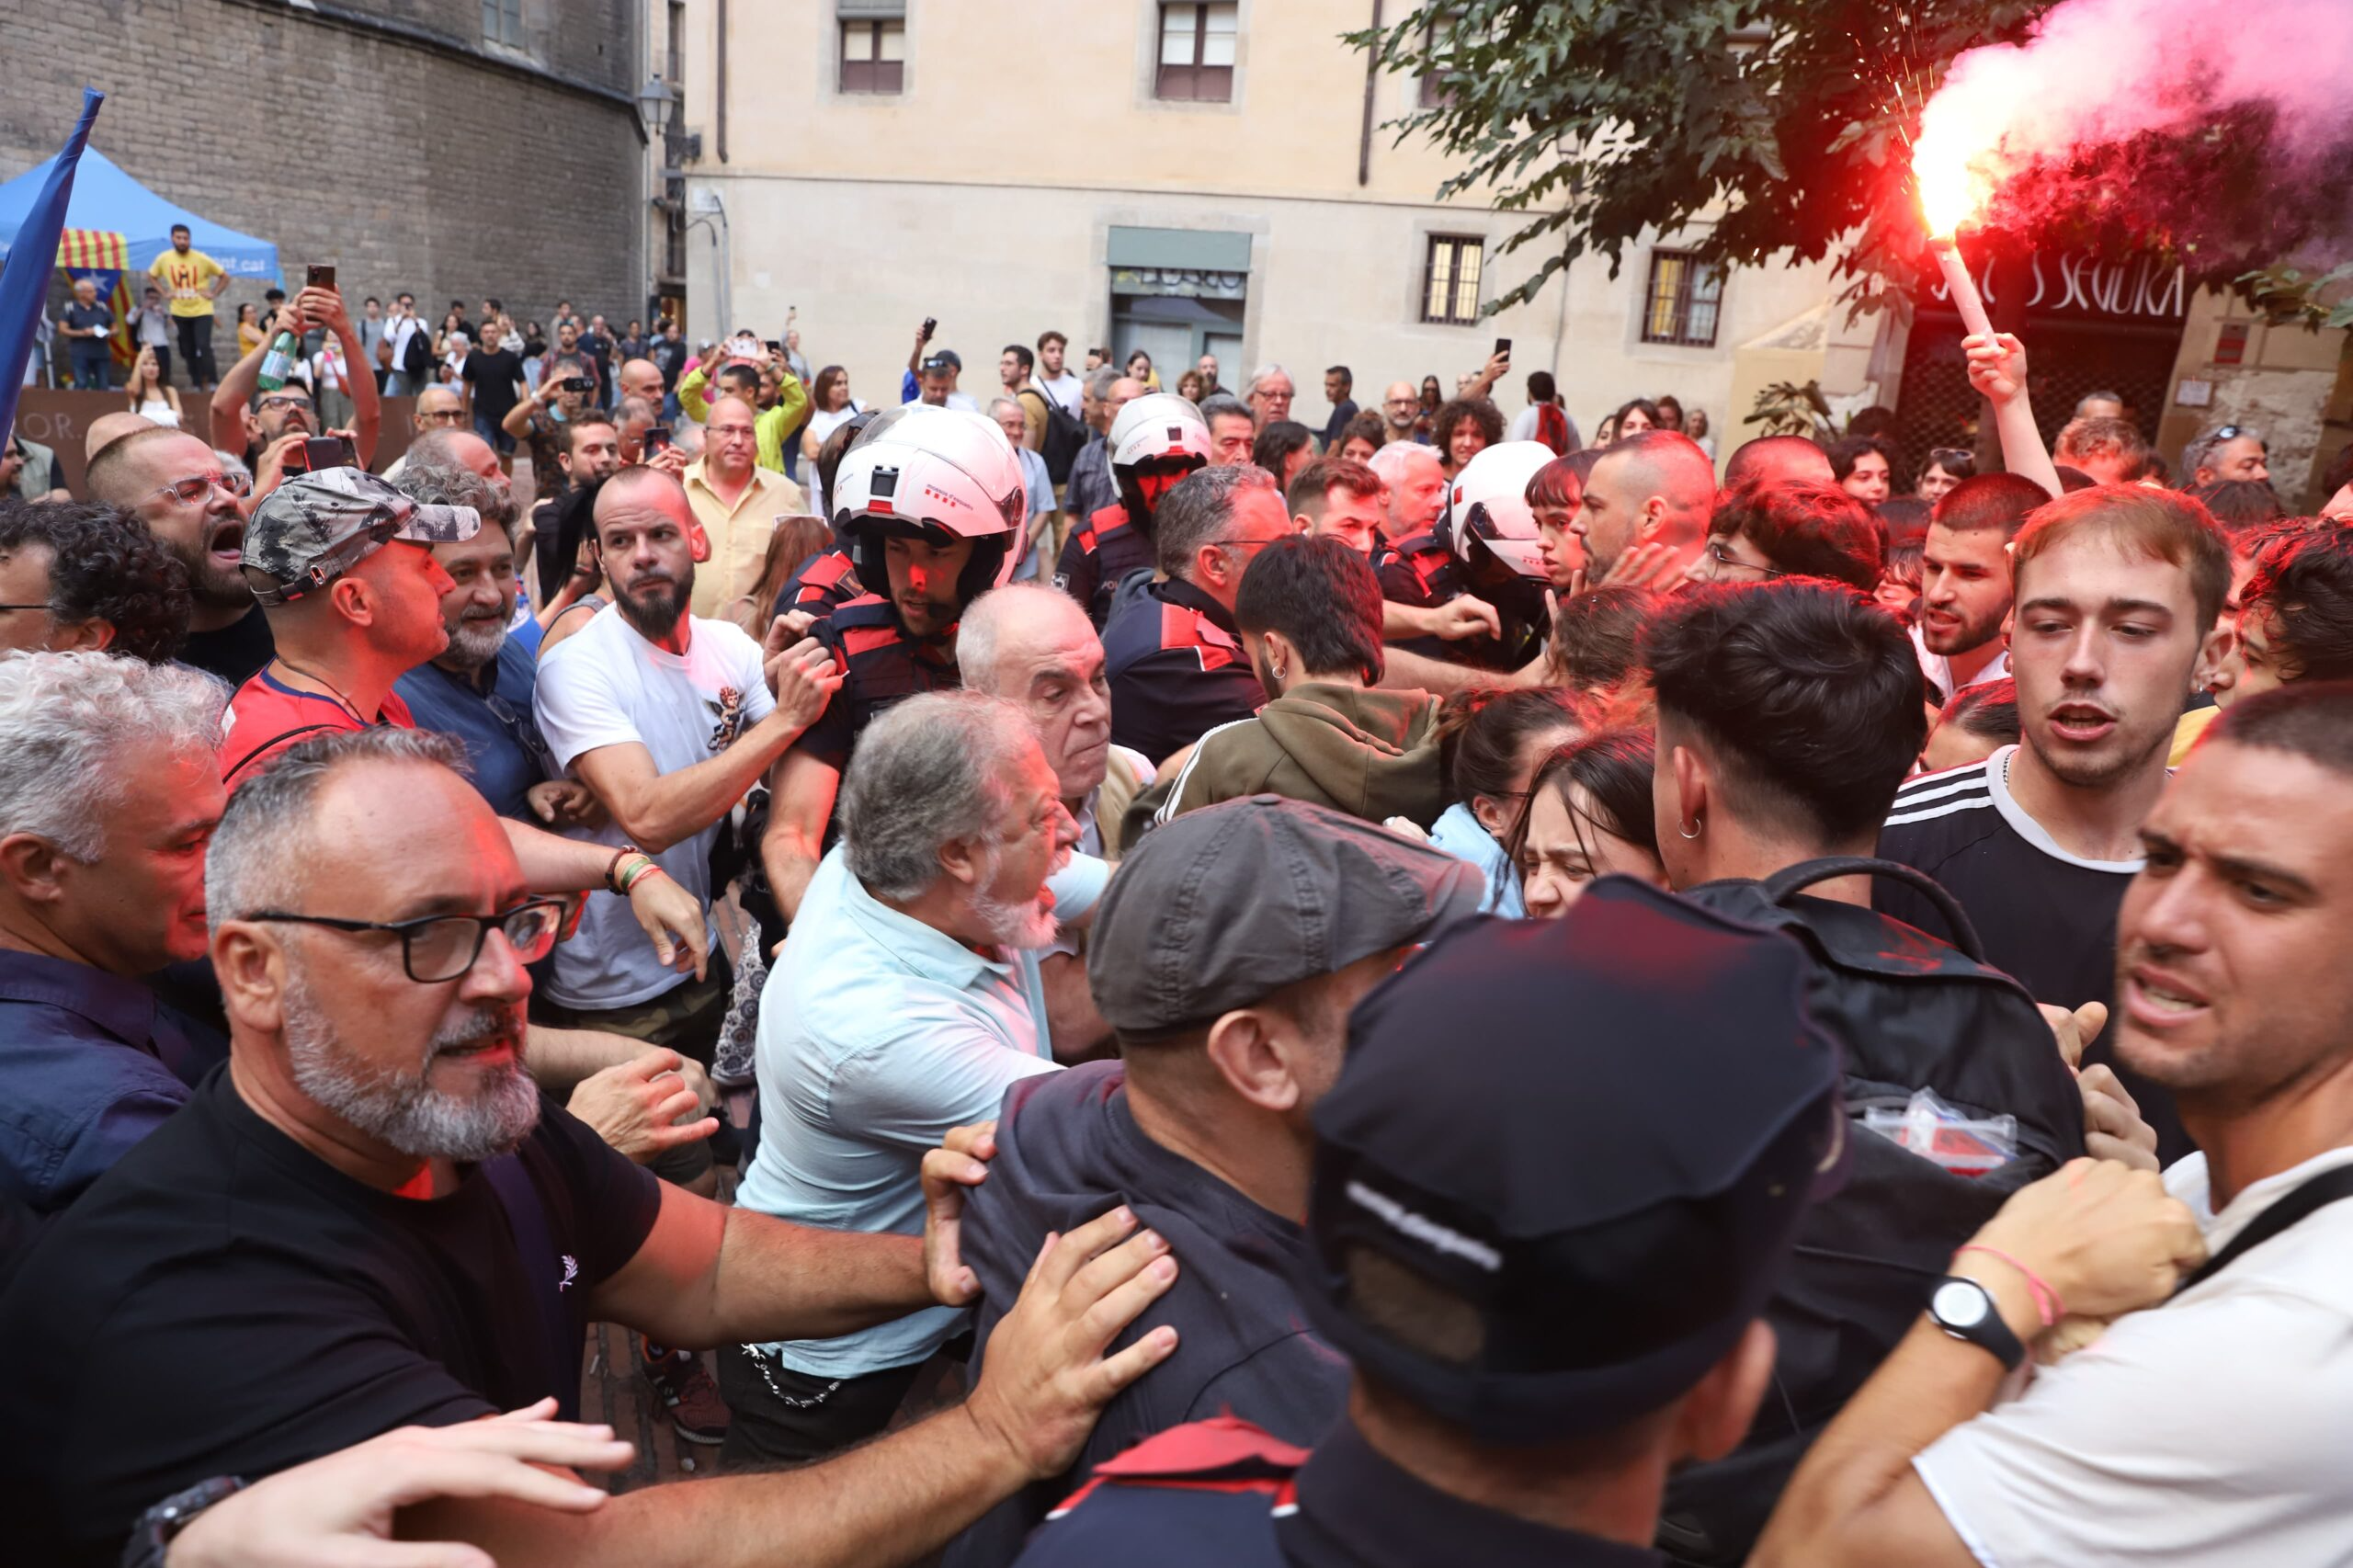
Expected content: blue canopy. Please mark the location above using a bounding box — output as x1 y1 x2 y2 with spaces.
0 144 279 282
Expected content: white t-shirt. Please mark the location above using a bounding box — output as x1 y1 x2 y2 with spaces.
1914 1142 2353 1567
1507 404 1541 443
1033 370 1084 415
532 605 776 1010
1911 621 2009 700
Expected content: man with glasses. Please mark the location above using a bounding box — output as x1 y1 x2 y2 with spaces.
85 426 276 685
1378 379 1422 446
209 281 381 480
1690 478 1883 595
0 723 1185 1564
383 386 470 483
683 393 808 619
2185 422 2270 488
1103 463 1287 764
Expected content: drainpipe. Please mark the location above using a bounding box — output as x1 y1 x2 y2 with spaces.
715 0 730 164
1357 0 1383 187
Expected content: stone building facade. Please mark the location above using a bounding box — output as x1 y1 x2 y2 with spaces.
1 0 652 335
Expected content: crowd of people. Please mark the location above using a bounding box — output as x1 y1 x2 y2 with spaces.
1 260 2351 1568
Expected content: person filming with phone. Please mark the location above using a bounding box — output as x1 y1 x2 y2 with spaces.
208 269 381 493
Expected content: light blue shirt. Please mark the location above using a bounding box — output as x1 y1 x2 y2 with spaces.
736 846 1059 1377
1430 801 1524 917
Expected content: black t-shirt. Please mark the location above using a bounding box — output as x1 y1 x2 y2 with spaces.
653 339 688 389
177 603 276 688
1876 746 2187 1162
579 333 613 387
0 1065 661 1565
464 347 526 427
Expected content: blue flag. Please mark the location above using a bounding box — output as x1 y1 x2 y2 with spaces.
0 88 104 441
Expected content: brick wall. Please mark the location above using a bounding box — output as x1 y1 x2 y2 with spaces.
0 0 647 333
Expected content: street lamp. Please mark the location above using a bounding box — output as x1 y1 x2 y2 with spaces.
634 74 676 138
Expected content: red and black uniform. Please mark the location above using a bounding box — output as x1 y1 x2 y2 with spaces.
797 593 960 772
1377 530 1539 672
772 544 863 624
1011 1416 1664 1568
1053 504 1156 630
1101 570 1265 766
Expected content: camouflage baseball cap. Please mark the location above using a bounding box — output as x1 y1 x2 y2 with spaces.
244 468 480 607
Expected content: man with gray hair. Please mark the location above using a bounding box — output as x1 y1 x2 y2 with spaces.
0 723 1183 1563
727 690 1079 1465
989 397 1059 577
1063 368 1141 528
1102 463 1289 763
0 652 227 1217
960 584 1156 1058
1200 392 1256 468
1244 364 1295 429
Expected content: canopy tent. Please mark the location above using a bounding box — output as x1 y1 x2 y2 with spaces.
0 144 278 282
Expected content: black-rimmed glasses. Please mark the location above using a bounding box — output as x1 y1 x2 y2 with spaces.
242 899 566 982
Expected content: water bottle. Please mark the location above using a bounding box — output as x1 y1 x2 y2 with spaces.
257 327 301 391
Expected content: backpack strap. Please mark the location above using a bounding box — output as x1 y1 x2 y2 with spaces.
2176 1165 2353 1295
483 1153 582 1421
1759 855 1987 962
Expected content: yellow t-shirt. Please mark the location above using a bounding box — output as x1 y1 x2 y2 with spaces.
149 247 224 317
2169 704 2220 767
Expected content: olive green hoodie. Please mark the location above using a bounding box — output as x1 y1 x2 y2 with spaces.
1122 680 1445 846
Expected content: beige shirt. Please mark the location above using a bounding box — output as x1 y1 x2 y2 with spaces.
683 459 807 620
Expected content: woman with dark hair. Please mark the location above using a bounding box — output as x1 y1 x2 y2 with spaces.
1429 687 1590 915
1612 398 1664 439
1915 445 1975 504
1415 375 1442 443
1510 727 1667 917
1337 411 1385 463
798 365 862 515
1828 434 1898 506
1125 348 1162 392
1919 676 2019 774
1251 421 1317 490
1432 397 1504 479
1654 394 1685 433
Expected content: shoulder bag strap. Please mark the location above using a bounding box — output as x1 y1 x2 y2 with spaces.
2177 1165 2353 1295
483 1153 582 1421
1760 855 1987 962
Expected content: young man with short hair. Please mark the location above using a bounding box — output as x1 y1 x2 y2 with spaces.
148 224 227 390
1880 485 2233 1162
1908 473 2047 699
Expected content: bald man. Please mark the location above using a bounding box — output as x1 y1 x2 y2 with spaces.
1380 381 1421 444
1723 434 1835 492
84 411 160 463
619 358 665 409
1574 430 1720 582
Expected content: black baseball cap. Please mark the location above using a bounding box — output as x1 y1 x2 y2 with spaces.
922 352 960 375
1087 797 1483 1038
1297 878 1845 1443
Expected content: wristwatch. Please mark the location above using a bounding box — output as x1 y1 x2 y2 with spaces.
123 1474 245 1567
1927 1275 2025 1371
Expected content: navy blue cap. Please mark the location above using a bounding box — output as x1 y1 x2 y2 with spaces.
1297 877 1845 1443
